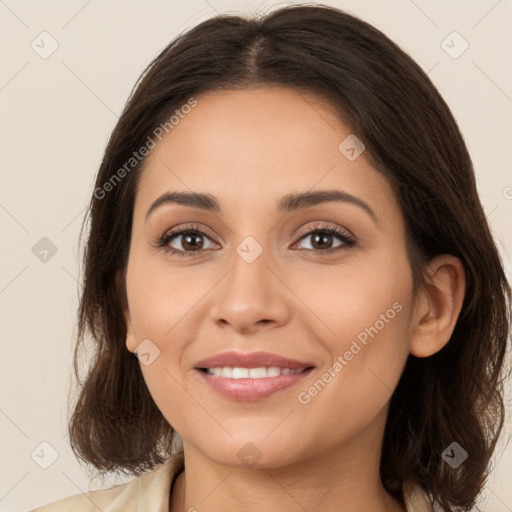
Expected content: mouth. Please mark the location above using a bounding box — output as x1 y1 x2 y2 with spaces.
193 351 315 401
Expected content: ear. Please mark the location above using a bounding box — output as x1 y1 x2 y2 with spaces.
125 310 138 354
116 268 138 354
410 254 466 358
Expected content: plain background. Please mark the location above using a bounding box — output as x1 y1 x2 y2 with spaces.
0 0 511 510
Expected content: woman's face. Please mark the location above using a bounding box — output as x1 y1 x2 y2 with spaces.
124 86 417 467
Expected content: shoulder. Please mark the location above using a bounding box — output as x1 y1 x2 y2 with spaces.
29 452 184 512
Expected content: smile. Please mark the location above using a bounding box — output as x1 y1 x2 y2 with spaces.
193 351 315 400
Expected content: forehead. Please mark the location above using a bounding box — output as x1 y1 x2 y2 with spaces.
134 86 399 222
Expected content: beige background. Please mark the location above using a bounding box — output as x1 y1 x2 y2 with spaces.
0 0 511 510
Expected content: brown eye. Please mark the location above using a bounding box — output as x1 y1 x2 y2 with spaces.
308 231 337 250
158 224 218 257
177 232 205 251
294 224 356 252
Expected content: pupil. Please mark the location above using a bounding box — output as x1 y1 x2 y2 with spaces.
183 234 203 250
312 232 331 250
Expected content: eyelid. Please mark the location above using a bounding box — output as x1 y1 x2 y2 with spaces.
293 221 354 243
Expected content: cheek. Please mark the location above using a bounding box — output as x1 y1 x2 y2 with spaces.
125 248 212 341
293 251 413 422
288 246 412 352
125 253 222 434
337 260 413 385
292 309 412 457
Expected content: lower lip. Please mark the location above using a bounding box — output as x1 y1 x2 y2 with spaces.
195 368 314 401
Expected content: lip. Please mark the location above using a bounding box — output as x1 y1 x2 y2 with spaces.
194 351 314 370
194 351 315 401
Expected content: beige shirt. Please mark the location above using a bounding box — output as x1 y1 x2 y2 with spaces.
30 452 434 511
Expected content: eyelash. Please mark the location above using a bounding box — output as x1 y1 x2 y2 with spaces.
156 222 356 258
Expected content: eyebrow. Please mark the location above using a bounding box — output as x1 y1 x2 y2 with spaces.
145 190 378 224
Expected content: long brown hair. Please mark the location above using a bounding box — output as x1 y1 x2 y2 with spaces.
68 5 511 510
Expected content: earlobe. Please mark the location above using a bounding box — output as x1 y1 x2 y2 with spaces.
123 306 137 354
117 268 137 354
410 255 466 358
124 310 138 353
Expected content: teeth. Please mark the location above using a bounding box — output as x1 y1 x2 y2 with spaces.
221 367 233 378
205 366 305 378
232 367 249 378
267 367 281 377
249 367 266 378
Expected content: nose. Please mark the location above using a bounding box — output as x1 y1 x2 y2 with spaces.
209 243 291 334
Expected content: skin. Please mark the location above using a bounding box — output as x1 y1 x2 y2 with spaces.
123 86 466 512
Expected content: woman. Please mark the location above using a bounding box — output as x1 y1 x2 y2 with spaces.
31 4 511 511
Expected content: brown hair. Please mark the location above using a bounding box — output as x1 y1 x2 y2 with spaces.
68 4 511 510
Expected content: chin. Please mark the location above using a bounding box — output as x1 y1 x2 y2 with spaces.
190 434 306 469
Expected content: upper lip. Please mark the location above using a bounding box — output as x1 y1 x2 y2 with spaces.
194 351 315 370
